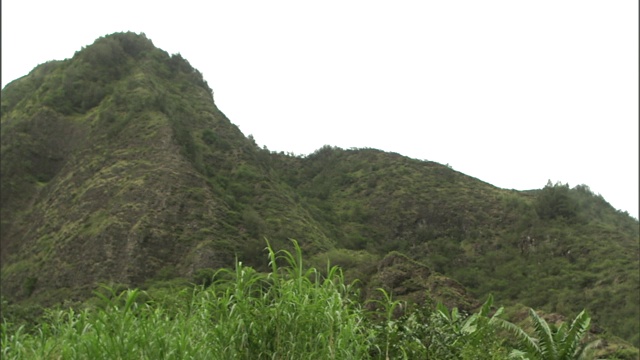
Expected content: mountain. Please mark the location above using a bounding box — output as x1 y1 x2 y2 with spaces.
1 32 638 346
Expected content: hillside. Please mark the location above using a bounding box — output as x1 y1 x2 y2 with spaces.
1 32 638 347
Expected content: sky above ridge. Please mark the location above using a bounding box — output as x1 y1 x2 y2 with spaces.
2 1 638 219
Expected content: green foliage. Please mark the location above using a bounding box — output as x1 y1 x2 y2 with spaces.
1 245 637 359
1 61 60 116
535 181 579 221
1 31 638 351
364 294 508 359
309 248 379 285
1 240 371 359
498 308 595 360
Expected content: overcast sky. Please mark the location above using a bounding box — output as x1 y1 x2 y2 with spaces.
2 1 638 219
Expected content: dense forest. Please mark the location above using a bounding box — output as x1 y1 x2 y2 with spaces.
1 32 638 359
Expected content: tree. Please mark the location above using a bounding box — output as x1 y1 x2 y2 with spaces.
535 181 578 221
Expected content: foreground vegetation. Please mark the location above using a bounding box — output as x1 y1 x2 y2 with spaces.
2 241 635 360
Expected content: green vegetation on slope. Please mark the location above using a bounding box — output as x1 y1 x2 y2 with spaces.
274 147 639 345
1 32 638 348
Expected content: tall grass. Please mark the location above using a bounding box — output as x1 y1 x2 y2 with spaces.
2 240 615 359
1 241 371 359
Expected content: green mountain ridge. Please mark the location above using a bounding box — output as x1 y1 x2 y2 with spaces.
1 32 638 347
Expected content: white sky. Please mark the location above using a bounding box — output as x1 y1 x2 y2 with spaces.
2 1 638 219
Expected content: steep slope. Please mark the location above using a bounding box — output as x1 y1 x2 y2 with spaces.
0 33 335 303
1 32 638 346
